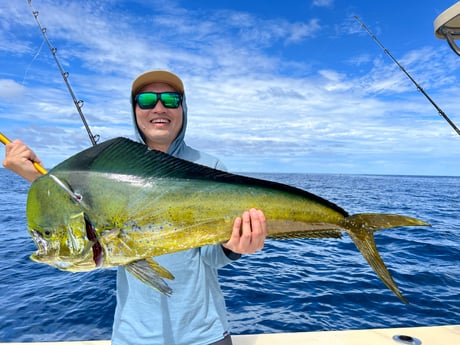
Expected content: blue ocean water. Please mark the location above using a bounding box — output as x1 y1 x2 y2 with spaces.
0 169 459 342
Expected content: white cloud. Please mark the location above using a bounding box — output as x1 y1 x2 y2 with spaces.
312 0 334 8
0 79 26 99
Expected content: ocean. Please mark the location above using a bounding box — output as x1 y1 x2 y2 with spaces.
0 169 459 342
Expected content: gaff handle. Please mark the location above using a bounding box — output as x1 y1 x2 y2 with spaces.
0 132 48 175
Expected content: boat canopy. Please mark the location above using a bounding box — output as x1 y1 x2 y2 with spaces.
434 1 460 55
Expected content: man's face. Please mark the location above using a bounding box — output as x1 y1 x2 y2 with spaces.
134 82 183 153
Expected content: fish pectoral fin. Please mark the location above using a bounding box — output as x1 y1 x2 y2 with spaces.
100 228 121 240
124 259 174 296
145 257 175 280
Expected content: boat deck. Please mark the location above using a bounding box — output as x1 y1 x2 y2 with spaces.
1 324 458 345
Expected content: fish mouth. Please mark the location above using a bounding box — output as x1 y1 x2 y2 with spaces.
30 230 48 256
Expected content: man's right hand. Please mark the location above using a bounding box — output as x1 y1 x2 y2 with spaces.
3 139 43 182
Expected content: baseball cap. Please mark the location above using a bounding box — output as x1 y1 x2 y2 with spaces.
131 70 184 97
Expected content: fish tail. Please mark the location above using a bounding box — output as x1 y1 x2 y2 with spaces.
344 213 430 303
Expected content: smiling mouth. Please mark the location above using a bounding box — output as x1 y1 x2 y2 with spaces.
150 118 170 124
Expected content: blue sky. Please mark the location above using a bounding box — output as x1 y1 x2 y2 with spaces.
1 0 459 175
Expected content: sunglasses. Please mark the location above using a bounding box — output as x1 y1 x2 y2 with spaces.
135 92 182 109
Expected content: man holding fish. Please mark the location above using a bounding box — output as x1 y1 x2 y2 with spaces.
3 70 268 345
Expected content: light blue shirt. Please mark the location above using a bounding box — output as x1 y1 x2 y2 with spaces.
112 245 235 345
112 90 237 344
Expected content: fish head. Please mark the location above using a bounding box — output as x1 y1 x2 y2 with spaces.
26 174 100 271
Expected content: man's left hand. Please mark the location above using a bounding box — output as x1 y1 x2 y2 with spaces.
222 208 267 254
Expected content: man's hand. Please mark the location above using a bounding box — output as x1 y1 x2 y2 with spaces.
222 208 267 254
3 139 43 182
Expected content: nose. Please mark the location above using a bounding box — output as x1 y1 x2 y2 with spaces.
150 99 167 112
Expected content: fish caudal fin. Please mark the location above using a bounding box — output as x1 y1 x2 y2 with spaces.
344 213 430 303
125 258 175 296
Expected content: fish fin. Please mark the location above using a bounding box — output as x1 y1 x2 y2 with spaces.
267 219 343 239
51 137 347 216
124 259 175 296
145 257 175 280
100 228 121 240
344 213 430 303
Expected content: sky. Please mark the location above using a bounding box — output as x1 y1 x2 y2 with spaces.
1 0 460 175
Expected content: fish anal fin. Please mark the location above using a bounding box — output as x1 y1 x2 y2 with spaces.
124 259 174 296
267 219 343 239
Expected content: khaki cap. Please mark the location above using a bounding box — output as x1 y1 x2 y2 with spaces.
131 70 184 96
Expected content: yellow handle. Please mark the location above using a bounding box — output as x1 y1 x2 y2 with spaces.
0 132 11 145
0 132 48 175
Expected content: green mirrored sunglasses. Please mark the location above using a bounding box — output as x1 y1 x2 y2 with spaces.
135 92 182 109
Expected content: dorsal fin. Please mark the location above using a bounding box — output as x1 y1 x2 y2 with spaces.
51 137 348 216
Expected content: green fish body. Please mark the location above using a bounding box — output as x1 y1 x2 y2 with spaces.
26 137 429 301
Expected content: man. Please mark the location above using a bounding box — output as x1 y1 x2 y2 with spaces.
3 70 267 345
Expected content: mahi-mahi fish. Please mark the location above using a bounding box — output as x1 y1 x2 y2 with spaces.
26 137 429 302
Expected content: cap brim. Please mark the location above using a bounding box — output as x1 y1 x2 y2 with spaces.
131 70 184 96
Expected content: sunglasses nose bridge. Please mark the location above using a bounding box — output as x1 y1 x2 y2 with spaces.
149 95 167 111
141 94 164 113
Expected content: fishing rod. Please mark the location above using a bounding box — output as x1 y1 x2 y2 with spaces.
26 0 99 146
354 16 460 136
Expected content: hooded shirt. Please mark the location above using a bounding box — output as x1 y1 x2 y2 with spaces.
111 85 237 345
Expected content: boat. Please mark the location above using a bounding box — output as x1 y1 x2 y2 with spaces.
0 324 458 344
434 1 460 55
